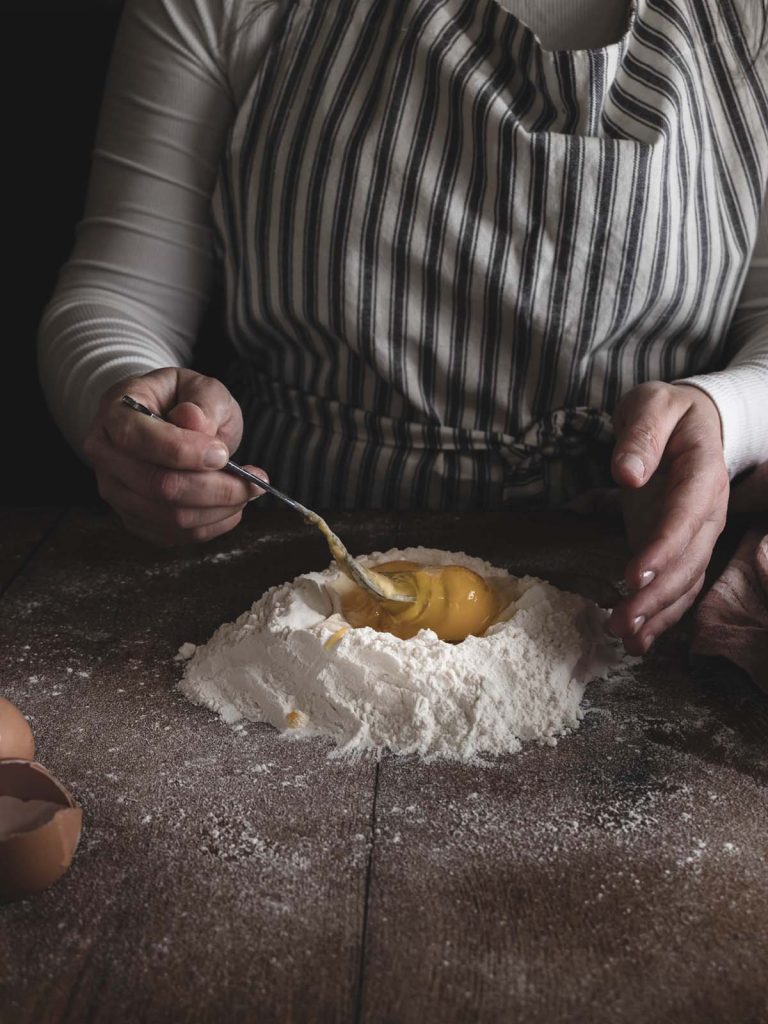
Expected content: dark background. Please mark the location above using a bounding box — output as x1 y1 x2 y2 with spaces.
7 0 227 507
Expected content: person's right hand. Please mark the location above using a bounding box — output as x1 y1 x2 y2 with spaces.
82 367 268 545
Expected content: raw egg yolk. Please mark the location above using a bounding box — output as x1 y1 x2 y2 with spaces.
340 560 499 643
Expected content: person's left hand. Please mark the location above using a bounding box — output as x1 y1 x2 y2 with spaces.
607 381 730 656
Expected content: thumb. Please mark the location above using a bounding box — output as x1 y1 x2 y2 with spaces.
611 385 680 489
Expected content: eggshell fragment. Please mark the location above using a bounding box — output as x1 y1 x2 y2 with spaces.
0 697 35 760
0 797 62 835
0 760 82 901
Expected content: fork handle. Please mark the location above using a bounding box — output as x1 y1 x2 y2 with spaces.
222 459 304 513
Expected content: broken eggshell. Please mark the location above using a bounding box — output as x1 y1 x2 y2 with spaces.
0 760 83 901
0 697 35 760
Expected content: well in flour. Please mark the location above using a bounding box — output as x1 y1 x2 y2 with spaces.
178 547 625 761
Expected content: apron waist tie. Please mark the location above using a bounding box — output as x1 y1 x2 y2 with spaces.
229 364 615 472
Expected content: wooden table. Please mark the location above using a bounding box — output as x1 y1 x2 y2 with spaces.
1 505 767 1024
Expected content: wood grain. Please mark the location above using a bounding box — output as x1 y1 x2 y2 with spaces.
356 516 768 1024
1 505 766 1024
0 507 376 1024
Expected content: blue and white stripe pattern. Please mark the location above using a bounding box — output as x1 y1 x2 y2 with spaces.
212 0 768 509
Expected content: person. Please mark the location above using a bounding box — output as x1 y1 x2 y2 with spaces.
38 0 768 658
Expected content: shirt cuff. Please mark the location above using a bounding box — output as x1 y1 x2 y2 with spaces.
676 365 768 478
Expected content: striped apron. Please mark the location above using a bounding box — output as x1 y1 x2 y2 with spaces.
212 0 768 510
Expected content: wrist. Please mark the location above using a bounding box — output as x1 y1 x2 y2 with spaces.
671 382 724 440
675 367 768 478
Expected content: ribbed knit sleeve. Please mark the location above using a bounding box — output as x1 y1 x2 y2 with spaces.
678 195 768 478
37 0 283 453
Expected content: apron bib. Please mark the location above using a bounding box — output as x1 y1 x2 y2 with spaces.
212 0 768 508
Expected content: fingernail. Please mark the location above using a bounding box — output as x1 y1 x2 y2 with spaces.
246 469 269 499
631 615 646 634
639 570 656 588
644 634 656 652
617 453 646 480
204 444 229 469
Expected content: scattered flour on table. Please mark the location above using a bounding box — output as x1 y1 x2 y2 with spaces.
178 547 625 760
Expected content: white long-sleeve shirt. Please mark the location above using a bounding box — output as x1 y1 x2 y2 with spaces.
38 0 768 477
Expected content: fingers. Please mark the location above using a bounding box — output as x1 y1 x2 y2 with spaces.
119 509 246 548
611 381 729 650
100 474 246 533
87 437 265 508
614 574 706 657
610 472 724 648
91 369 244 471
94 456 267 545
83 369 266 547
622 448 728 591
170 372 244 453
608 516 718 642
108 367 242 449
167 401 212 435
98 401 230 472
611 382 685 488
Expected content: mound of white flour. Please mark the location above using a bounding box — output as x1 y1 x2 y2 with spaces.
178 547 623 760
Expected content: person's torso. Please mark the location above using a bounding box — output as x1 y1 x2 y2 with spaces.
212 0 768 508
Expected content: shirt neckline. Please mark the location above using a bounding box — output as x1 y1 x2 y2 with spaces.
494 0 638 57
